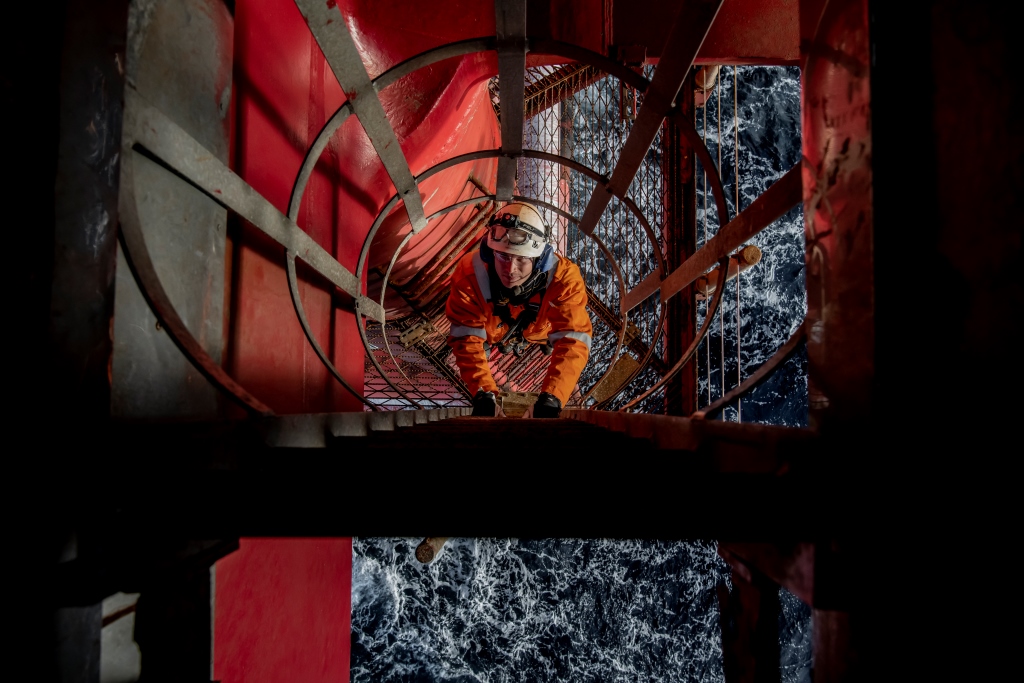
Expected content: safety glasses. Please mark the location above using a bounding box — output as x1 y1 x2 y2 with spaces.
487 214 543 245
493 251 533 267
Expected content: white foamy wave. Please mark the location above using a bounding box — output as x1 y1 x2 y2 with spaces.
352 538 732 683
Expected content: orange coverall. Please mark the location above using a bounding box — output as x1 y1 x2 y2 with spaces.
445 249 593 405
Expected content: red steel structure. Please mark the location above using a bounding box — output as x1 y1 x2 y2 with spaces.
17 1 1018 682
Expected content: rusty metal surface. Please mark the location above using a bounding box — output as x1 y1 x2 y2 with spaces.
495 0 527 200
695 319 806 419
604 102 732 316
716 549 784 683
576 231 632 405
577 0 724 237
719 542 813 607
662 101 699 417
588 302 667 410
590 354 641 403
561 408 816 463
415 537 450 564
293 0 427 232
801 0 874 432
672 106 731 225
694 246 761 301
111 0 233 420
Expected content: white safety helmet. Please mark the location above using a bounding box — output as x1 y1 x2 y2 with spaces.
485 202 549 258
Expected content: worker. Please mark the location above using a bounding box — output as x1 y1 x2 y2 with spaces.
446 202 593 418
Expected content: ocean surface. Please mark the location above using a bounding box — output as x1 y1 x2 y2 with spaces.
352 66 811 683
352 539 811 683
694 66 808 426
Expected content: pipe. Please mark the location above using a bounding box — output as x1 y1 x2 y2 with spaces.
695 245 761 301
415 537 449 563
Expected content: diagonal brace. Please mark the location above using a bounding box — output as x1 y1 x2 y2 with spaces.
294 0 427 232
577 0 724 236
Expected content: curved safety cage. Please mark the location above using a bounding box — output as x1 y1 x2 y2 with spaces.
116 0 804 419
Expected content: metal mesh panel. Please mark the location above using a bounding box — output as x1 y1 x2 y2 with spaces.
518 65 666 409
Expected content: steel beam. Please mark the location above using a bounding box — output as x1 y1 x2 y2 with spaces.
577 0 724 236
495 0 527 200
124 89 384 323
623 161 802 313
294 0 427 232
120 87 285 416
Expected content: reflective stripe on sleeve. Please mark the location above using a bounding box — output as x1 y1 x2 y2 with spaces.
548 330 592 349
450 325 487 339
472 252 492 301
545 253 560 287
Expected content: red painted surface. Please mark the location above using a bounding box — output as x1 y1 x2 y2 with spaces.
699 0 799 65
340 0 501 316
226 0 504 396
214 539 352 683
226 0 798 365
613 0 799 65
228 0 360 413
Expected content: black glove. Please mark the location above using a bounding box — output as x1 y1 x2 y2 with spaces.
471 389 499 417
532 392 562 418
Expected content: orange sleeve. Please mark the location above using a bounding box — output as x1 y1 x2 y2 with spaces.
540 261 593 404
445 259 499 396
